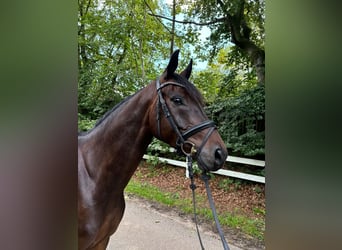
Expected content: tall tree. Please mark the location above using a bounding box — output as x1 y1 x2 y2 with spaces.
170 0 176 55
78 0 174 123
148 0 265 84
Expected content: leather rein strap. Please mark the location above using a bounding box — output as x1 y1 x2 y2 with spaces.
187 157 230 250
155 78 230 250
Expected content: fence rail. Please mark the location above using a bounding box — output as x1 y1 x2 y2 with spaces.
143 154 265 184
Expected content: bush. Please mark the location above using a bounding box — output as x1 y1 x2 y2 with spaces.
78 113 96 132
207 84 265 157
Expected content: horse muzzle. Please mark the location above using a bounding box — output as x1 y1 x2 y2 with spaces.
196 145 228 172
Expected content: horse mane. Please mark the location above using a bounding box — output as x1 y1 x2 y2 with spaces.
78 92 138 136
94 94 137 127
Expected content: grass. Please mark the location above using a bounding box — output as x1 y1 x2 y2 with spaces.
125 181 177 206
125 180 264 240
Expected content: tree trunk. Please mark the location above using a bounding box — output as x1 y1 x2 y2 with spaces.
233 36 265 85
218 0 265 85
170 0 176 55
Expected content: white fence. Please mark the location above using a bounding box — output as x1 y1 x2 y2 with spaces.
143 154 265 184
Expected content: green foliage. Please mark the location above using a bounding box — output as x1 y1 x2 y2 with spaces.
145 139 172 170
145 155 161 169
146 138 187 162
147 138 173 155
78 0 180 123
253 206 265 216
191 64 223 104
192 46 265 157
185 0 264 64
218 178 233 191
220 212 264 240
125 181 178 206
207 83 265 157
218 178 243 191
78 113 96 132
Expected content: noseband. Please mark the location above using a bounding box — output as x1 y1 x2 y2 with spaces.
155 78 216 158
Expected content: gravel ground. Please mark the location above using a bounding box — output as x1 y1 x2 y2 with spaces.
108 195 244 250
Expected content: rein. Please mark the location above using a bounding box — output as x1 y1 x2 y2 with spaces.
186 153 230 250
202 173 230 250
155 78 230 250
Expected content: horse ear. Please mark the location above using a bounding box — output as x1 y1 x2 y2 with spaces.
165 50 180 79
180 59 192 79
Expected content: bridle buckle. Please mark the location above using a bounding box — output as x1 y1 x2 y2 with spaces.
181 141 197 156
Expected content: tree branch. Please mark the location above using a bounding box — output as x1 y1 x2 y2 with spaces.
216 0 264 84
143 0 172 33
147 12 225 26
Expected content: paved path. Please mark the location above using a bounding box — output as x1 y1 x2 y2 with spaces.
108 196 243 250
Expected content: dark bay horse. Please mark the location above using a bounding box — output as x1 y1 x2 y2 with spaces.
78 50 228 250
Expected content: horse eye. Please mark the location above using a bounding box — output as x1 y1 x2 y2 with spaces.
171 96 183 105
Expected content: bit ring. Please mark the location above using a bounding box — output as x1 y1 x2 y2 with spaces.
181 141 197 156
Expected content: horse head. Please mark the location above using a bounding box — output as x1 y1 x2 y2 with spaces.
149 50 228 172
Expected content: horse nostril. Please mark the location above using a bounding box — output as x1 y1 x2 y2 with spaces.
214 148 225 166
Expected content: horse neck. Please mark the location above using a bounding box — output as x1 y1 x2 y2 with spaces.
80 83 156 189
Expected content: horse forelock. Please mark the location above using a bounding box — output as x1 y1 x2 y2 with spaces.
169 73 205 107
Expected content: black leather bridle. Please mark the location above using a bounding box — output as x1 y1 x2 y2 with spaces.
155 78 216 158
155 78 230 250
